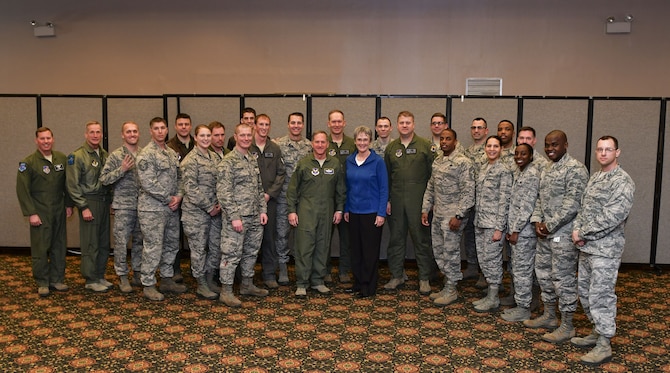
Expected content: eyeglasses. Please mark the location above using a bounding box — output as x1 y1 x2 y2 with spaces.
596 147 617 153
431 121 445 126
471 126 486 130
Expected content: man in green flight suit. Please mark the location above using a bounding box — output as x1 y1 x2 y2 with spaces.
17 127 74 297
67 121 112 292
384 111 438 294
287 131 346 297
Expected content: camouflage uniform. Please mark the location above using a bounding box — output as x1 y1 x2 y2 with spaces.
250 139 286 282
273 136 312 265
286 153 346 288
530 152 588 312
422 152 475 284
136 141 183 286
463 143 487 266
217 149 267 285
500 146 516 170
66 142 111 285
180 149 221 279
384 135 437 281
474 160 513 285
574 165 635 338
16 150 73 288
532 150 550 171
507 163 541 308
328 135 356 276
100 145 143 278
371 138 393 156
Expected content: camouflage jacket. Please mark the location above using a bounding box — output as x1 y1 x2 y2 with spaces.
100 145 141 210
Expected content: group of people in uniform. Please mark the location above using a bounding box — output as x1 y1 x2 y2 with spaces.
16 109 634 366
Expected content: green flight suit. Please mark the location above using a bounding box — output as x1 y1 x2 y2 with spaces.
67 142 111 284
384 135 437 281
16 150 73 287
287 154 346 288
327 134 356 275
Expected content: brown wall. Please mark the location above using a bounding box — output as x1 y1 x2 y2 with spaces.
2 0 668 96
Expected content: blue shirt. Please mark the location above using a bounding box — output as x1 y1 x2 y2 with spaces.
344 150 388 216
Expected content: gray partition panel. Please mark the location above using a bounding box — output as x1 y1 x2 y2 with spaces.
244 97 307 139
451 98 518 148
592 100 660 264
42 97 104 248
523 99 589 164
658 103 670 264
107 98 164 150
3 97 38 247
380 98 448 141
177 97 240 135
311 97 377 136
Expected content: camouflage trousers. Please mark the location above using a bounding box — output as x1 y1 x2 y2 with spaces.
219 215 263 285
138 209 180 286
462 213 478 265
432 216 467 284
578 251 621 338
475 227 503 285
275 201 292 265
112 209 143 277
182 208 222 279
535 234 579 312
510 234 537 308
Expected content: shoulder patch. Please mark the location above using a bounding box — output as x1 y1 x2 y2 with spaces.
67 154 74 165
18 162 27 173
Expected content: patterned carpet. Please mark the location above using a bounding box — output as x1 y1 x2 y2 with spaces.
0 254 668 372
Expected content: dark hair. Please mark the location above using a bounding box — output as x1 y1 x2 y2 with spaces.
442 128 457 140
208 121 225 131
518 126 536 137
473 117 487 125
241 107 256 117
150 117 167 127
431 112 447 122
515 143 534 161
598 135 619 149
485 135 503 146
36 127 53 137
175 113 191 121
288 112 304 122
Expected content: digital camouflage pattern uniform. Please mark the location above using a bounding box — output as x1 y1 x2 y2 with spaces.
328 134 356 277
136 141 183 286
66 142 111 285
574 165 634 338
474 160 513 285
217 148 267 285
507 163 541 308
463 143 487 267
100 145 143 279
286 153 346 288
422 151 475 285
384 135 437 281
273 136 312 265
371 137 393 156
530 152 589 313
180 149 221 279
17 150 73 288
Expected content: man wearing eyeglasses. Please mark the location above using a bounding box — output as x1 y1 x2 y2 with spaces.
571 136 634 365
462 118 489 286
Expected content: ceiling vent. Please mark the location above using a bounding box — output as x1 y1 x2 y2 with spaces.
466 78 503 96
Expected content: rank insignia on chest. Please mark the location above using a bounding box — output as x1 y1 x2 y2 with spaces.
67 155 74 165
18 162 27 173
54 164 64 171
91 160 99 167
311 167 320 176
324 168 334 175
43 165 51 174
395 149 403 158
328 149 337 156
406 148 417 154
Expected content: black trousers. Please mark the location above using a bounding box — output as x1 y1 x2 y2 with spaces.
348 213 383 296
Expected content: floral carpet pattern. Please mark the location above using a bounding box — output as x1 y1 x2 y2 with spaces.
0 254 668 372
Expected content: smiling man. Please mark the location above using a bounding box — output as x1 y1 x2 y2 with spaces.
526 130 589 344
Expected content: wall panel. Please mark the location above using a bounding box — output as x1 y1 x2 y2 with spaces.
654 103 670 264
107 97 164 150
380 98 447 141
592 100 659 264
311 97 377 136
245 97 307 139
2 97 39 247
